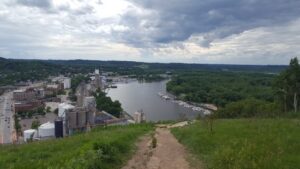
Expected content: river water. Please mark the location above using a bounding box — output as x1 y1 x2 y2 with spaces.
107 80 202 122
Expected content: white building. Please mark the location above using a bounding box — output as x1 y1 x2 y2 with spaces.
38 122 55 138
95 69 99 75
23 129 37 142
50 76 71 89
58 103 75 118
47 84 59 89
63 78 71 89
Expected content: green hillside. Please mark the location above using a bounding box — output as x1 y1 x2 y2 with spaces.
172 119 300 169
0 124 153 169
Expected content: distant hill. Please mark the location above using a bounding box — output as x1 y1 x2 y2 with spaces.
0 58 287 86
0 58 288 73
45 59 287 73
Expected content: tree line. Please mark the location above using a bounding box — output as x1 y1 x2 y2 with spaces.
0 57 286 87
167 58 300 118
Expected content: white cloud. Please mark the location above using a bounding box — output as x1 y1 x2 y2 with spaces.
0 0 299 64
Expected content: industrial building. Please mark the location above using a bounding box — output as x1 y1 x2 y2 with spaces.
54 120 63 138
65 107 95 135
38 122 55 138
83 96 96 111
13 88 45 101
57 95 129 136
46 84 60 90
58 103 75 119
94 71 102 89
13 89 35 101
76 82 90 107
23 121 64 142
14 100 44 112
58 96 96 136
51 76 72 90
45 84 60 96
90 69 105 91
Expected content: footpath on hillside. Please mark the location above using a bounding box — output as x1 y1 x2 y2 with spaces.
122 122 201 169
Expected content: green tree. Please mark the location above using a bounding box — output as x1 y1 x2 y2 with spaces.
14 115 21 134
275 57 300 112
274 71 289 113
54 108 59 115
94 89 123 117
31 120 40 129
46 106 51 113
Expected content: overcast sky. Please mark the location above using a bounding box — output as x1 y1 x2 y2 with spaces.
0 0 300 64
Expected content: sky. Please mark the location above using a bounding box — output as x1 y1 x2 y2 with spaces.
0 0 300 65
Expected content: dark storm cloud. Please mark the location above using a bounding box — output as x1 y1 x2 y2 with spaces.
15 0 96 15
120 0 300 47
16 0 52 8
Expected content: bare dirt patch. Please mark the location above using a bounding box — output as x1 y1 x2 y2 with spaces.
122 125 194 169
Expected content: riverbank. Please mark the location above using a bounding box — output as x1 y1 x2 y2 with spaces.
158 91 215 115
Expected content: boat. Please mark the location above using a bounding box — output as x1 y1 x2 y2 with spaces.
110 85 117 88
183 103 191 108
162 95 171 100
203 110 212 115
178 101 185 106
192 107 202 111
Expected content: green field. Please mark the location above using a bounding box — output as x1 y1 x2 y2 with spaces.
0 124 153 169
172 119 300 169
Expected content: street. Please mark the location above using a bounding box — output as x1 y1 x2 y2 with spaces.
0 92 15 144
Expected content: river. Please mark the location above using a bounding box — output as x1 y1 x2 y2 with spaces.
107 80 202 122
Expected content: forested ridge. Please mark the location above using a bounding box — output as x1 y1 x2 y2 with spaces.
168 58 300 118
167 71 275 106
0 57 286 86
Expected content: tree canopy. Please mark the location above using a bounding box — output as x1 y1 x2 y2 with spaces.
167 71 275 107
168 58 300 118
275 57 300 112
94 89 123 118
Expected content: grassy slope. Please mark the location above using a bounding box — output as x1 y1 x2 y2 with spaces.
172 119 300 169
0 124 153 169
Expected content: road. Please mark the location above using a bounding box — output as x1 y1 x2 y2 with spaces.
0 82 45 144
0 92 15 144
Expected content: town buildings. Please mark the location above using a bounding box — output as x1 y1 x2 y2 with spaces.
13 89 36 101
133 110 145 123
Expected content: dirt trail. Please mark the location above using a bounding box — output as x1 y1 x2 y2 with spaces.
122 124 193 169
